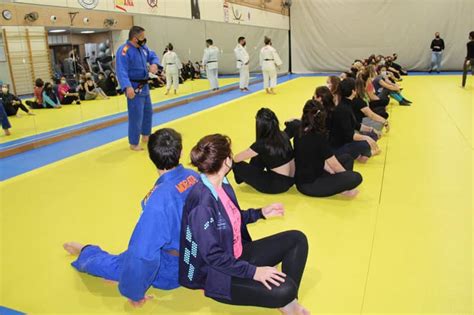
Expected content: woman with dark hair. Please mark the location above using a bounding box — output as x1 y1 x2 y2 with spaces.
326 76 341 105
42 82 62 108
233 108 294 194
180 134 309 314
353 76 389 132
162 43 183 95
0 84 34 116
291 99 362 197
260 36 283 94
327 79 380 162
25 78 46 109
103 72 120 96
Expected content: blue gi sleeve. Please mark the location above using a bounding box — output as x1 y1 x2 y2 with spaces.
116 46 132 90
241 208 265 225
118 202 170 301
146 46 160 66
189 206 257 279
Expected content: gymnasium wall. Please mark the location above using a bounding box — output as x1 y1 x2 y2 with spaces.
133 14 289 74
290 0 474 72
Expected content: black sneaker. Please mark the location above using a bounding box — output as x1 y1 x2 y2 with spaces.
403 98 412 103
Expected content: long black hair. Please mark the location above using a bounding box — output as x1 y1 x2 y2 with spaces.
299 99 328 137
255 107 292 157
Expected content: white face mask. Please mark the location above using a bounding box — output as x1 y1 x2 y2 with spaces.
61 80 66 84
381 71 387 76
326 83 332 90
1 88 8 93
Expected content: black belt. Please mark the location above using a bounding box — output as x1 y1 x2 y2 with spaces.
131 79 149 84
237 60 242 61
167 63 175 65
264 59 274 61
207 60 217 63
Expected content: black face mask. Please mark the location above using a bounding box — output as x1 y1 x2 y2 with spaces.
436 35 440 39
136 37 147 46
224 158 233 176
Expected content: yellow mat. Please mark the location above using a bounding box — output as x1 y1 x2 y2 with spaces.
0 75 472 314
0 78 239 144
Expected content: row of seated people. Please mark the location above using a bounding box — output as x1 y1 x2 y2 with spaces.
231 56 411 198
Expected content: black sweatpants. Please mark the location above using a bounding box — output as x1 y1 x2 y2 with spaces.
369 99 389 119
25 100 43 109
233 156 294 194
4 102 29 116
61 95 79 105
213 230 308 309
296 154 362 197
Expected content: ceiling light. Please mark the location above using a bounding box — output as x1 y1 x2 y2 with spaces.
49 29 67 33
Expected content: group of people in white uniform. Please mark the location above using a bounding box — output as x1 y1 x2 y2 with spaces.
162 36 282 95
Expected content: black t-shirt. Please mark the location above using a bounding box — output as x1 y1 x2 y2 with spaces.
467 41 474 59
352 97 368 124
329 98 360 148
250 132 294 169
294 129 334 184
431 38 445 52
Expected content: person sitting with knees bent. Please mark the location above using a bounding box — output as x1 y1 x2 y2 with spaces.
328 79 379 162
63 128 199 307
57 77 81 105
233 108 295 194
42 82 62 109
180 134 310 315
0 84 34 117
286 99 362 198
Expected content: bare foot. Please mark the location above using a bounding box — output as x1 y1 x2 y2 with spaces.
130 145 144 151
4 129 11 136
16 113 21 118
28 112 35 116
357 156 369 163
174 90 177 95
164 91 169 95
63 242 85 256
279 299 299 315
372 148 381 156
141 135 150 143
341 189 359 198
103 279 118 286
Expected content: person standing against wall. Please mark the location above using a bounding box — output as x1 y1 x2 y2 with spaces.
116 26 160 151
462 31 474 88
234 36 250 92
429 32 445 74
202 39 220 91
162 43 182 95
260 36 282 95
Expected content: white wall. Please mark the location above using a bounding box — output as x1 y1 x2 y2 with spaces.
290 0 474 72
133 14 289 74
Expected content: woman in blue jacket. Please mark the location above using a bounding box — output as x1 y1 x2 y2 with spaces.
180 134 309 315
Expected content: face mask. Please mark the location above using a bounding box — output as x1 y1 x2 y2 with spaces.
61 80 66 84
436 35 440 38
1 88 8 93
381 71 387 76
326 83 332 90
136 37 147 46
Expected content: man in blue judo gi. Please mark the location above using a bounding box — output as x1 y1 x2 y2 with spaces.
116 26 160 151
63 128 199 307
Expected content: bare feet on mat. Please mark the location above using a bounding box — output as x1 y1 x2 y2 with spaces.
279 299 309 315
341 189 359 198
130 145 144 151
356 155 369 163
4 129 11 136
141 135 149 143
63 242 85 256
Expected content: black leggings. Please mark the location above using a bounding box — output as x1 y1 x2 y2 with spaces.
233 157 294 194
25 100 43 109
369 99 389 119
334 140 371 159
214 230 308 308
296 154 362 197
61 95 79 105
5 102 29 116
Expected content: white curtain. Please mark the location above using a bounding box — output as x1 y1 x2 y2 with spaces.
290 0 474 73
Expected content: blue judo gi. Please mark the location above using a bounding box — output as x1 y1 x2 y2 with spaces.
116 41 160 146
71 165 200 301
0 99 12 130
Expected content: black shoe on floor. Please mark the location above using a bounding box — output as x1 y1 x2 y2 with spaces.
402 98 412 103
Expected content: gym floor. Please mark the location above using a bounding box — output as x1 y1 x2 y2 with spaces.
0 74 472 314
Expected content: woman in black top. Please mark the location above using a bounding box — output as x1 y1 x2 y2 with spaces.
233 108 295 194
0 84 33 116
429 32 445 73
463 31 474 87
290 99 362 198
